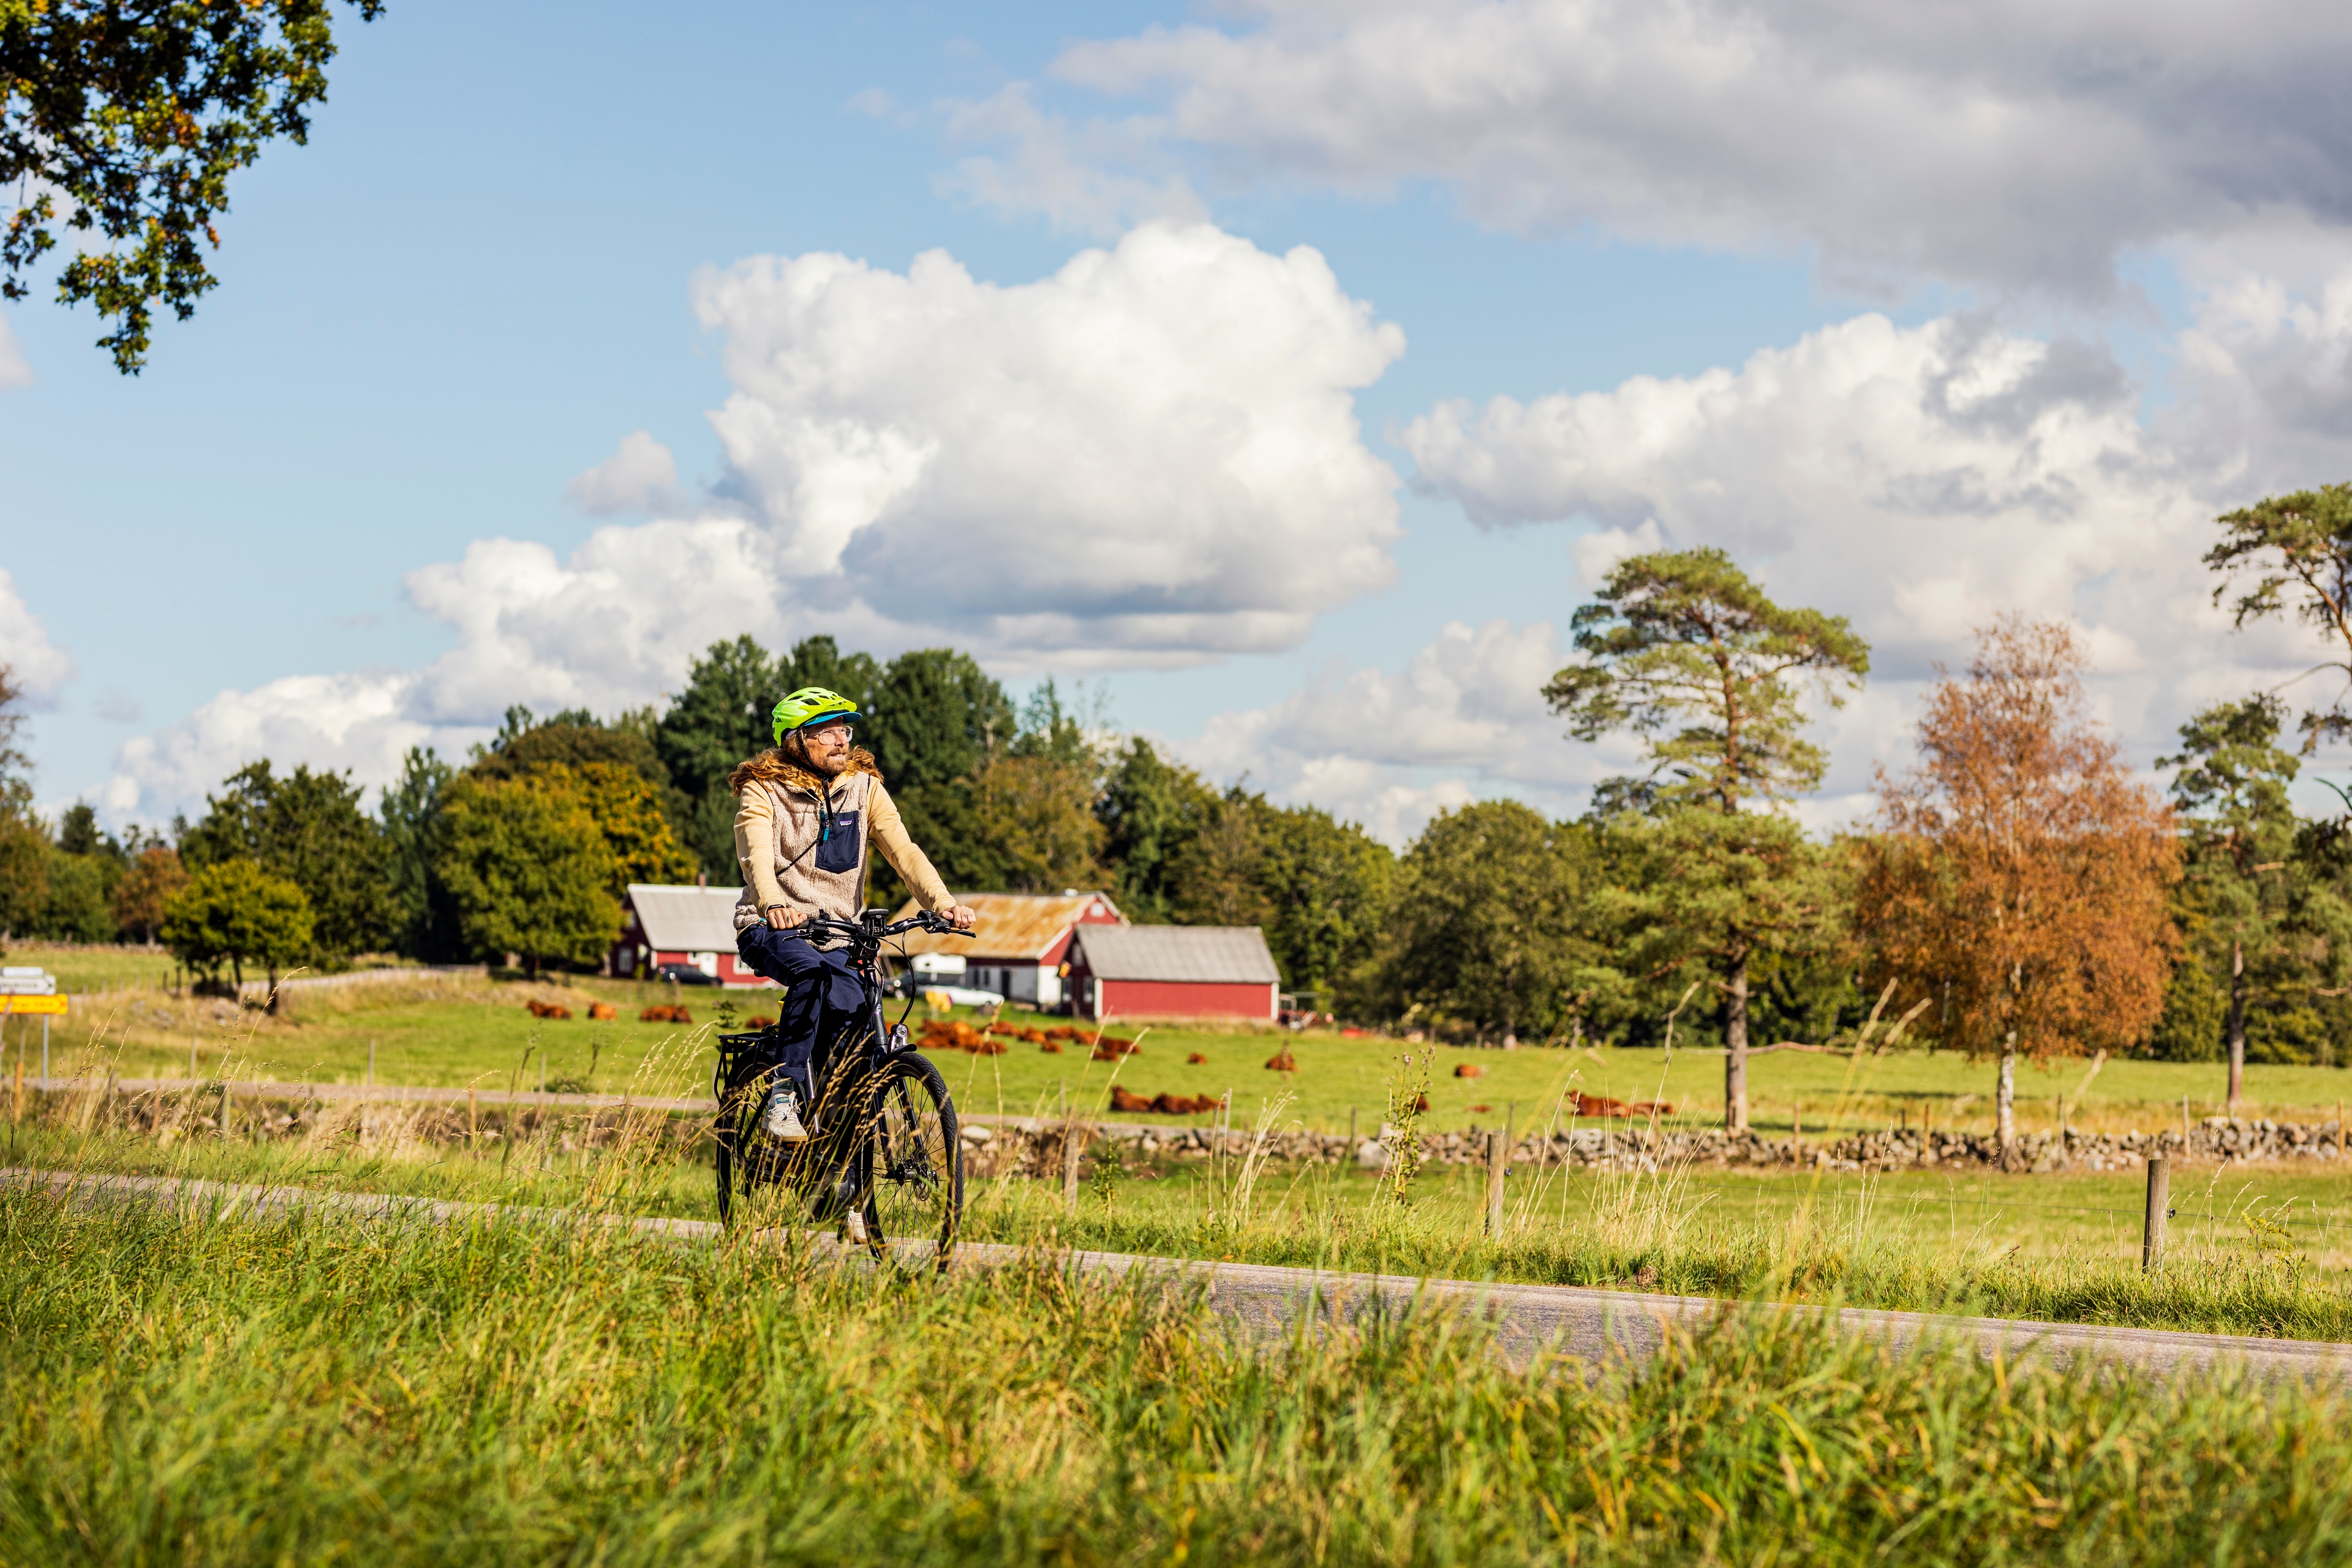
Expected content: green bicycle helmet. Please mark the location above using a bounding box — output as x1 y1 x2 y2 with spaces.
771 687 863 745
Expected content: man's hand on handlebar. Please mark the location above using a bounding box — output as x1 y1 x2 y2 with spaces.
944 903 976 931
761 903 805 930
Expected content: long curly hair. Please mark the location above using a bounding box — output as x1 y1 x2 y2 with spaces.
727 744 880 798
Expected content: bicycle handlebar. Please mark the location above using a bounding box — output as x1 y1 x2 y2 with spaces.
796 910 971 946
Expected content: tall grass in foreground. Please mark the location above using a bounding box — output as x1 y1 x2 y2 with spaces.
3 1186 2351 1566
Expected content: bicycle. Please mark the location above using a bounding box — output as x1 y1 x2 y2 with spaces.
712 908 971 1265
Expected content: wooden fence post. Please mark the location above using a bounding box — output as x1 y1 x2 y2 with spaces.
2142 1156 2169 1272
1483 1130 1507 1238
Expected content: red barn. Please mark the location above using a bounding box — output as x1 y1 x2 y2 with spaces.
1066 925 1280 1022
612 883 775 989
890 891 1124 1008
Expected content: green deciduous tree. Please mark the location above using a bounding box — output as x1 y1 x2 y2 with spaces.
655 637 802 874
1166 794 1272 929
1547 546 1870 1129
867 647 1014 793
180 760 386 960
39 801 124 941
472 711 676 794
2205 483 2352 748
0 663 45 944
434 775 618 976
1096 737 1218 922
2159 694 2352 1107
34 843 111 941
964 756 1107 895
379 745 452 959
1147 787 1396 995
1241 799 1396 1001
532 761 698 901
161 858 313 1006
2 0 383 372
1376 801 1597 1042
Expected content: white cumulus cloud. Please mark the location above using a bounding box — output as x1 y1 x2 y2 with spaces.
1404 311 2201 680
102 223 1411 821
99 671 462 824
1394 268 2352 786
1175 619 1644 844
563 431 687 516
0 568 74 704
970 0 2352 296
693 220 1404 661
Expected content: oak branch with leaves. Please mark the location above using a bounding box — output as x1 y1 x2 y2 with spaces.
1 0 382 372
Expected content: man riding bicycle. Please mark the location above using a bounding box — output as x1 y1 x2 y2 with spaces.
730 687 976 1141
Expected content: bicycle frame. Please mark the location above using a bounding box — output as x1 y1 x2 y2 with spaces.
714 908 969 1227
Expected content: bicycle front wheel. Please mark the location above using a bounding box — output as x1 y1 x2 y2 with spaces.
854 1052 963 1267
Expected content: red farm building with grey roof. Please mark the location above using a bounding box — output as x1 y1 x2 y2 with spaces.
611 883 774 988
1064 924 1280 1022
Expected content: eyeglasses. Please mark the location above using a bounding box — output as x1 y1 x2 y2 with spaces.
802 722 855 744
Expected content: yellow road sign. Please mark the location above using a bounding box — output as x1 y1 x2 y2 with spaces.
0 993 66 1015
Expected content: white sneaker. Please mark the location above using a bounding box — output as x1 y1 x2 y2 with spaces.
764 1083 809 1143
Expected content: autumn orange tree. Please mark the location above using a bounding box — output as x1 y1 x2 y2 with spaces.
1859 619 2178 1156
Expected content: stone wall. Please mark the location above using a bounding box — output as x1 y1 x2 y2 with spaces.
962 1114 2352 1175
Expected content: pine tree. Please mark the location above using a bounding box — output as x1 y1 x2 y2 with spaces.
1547 546 1869 1129
2160 695 2352 1107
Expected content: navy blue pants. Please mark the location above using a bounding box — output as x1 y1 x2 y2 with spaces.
735 922 866 1098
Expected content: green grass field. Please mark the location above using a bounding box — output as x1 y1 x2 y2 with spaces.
16 1084 2352 1340
7 1164 2352 1565
0 941 184 995
15 1053 2352 1564
19 963 2352 1145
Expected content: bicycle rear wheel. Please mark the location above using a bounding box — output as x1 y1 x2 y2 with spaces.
714 1049 775 1227
715 1039 814 1228
853 1052 963 1267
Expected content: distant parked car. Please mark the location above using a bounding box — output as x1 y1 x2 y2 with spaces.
889 971 1004 1008
653 963 722 987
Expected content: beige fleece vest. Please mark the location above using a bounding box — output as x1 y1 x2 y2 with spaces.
733 770 875 930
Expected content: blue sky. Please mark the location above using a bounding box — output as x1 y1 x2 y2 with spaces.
8 0 2352 841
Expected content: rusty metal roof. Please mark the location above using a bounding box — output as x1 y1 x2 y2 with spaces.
1071 924 1280 984
888 891 1123 962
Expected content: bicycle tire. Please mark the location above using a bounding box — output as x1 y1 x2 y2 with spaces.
849 1052 964 1267
715 1034 839 1227
714 1044 780 1227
